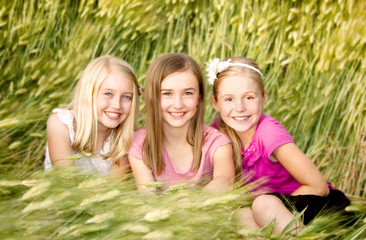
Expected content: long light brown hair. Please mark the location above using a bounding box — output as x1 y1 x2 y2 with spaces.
144 53 205 175
212 56 264 179
70 55 140 162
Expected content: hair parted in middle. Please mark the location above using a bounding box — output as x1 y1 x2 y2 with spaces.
69 55 140 162
212 56 264 179
144 53 205 175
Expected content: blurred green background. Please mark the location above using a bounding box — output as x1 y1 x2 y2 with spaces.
0 0 365 239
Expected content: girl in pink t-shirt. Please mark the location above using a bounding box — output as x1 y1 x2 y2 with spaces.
208 57 350 233
128 53 235 192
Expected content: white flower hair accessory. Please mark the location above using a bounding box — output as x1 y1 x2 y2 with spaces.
206 58 220 85
205 58 263 85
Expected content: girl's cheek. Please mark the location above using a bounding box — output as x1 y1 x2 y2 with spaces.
221 101 233 110
194 97 200 105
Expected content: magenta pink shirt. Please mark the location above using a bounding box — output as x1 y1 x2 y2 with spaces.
243 115 335 194
240 114 300 194
128 125 231 187
213 114 333 194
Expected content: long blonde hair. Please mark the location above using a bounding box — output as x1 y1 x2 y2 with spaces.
69 55 140 162
212 56 264 179
144 53 205 175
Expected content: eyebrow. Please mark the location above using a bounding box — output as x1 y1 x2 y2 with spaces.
160 88 197 91
219 94 232 99
102 88 133 94
220 91 257 98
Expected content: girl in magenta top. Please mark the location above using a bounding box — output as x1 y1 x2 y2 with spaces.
128 53 235 192
208 57 350 233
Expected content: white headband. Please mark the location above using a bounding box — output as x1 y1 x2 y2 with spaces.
205 58 263 85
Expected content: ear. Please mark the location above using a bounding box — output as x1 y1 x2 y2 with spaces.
211 95 219 112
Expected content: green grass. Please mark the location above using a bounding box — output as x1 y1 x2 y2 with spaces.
0 0 365 238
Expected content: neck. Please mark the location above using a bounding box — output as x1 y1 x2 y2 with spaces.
237 114 263 150
237 127 256 150
162 123 190 147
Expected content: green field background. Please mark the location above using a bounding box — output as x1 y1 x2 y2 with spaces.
0 0 365 238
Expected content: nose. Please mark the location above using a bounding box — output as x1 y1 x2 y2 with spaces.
173 95 183 109
235 99 246 112
111 97 121 109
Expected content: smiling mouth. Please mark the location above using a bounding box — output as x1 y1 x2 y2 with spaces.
105 112 121 119
233 116 249 121
170 112 185 117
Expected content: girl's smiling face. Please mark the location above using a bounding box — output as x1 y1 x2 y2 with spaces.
160 69 200 131
96 71 134 132
212 73 267 138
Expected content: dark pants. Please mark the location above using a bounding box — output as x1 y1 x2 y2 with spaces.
268 189 351 225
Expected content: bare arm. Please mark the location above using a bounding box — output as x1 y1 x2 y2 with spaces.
272 143 329 197
110 155 131 181
47 113 74 168
128 155 155 192
204 143 236 192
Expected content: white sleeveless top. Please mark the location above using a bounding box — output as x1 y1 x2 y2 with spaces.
44 108 113 175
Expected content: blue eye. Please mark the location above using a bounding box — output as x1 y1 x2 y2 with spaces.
105 92 112 96
122 95 132 100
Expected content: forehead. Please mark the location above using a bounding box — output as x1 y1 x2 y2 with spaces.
100 71 133 90
218 74 260 95
161 70 198 89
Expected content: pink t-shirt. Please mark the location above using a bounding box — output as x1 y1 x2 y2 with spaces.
128 125 231 187
243 115 335 194
241 114 299 194
213 114 334 194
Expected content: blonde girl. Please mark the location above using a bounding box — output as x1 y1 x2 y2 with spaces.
209 56 350 233
44 55 140 176
128 53 235 192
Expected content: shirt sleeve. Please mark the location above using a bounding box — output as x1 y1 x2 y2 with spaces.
128 129 146 160
203 125 232 164
257 116 294 158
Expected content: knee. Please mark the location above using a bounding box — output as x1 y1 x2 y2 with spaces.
252 194 284 215
235 207 253 220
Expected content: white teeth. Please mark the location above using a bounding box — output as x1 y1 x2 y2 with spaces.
234 116 248 121
106 112 120 118
171 112 184 117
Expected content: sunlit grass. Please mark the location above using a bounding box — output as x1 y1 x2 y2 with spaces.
0 170 364 239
